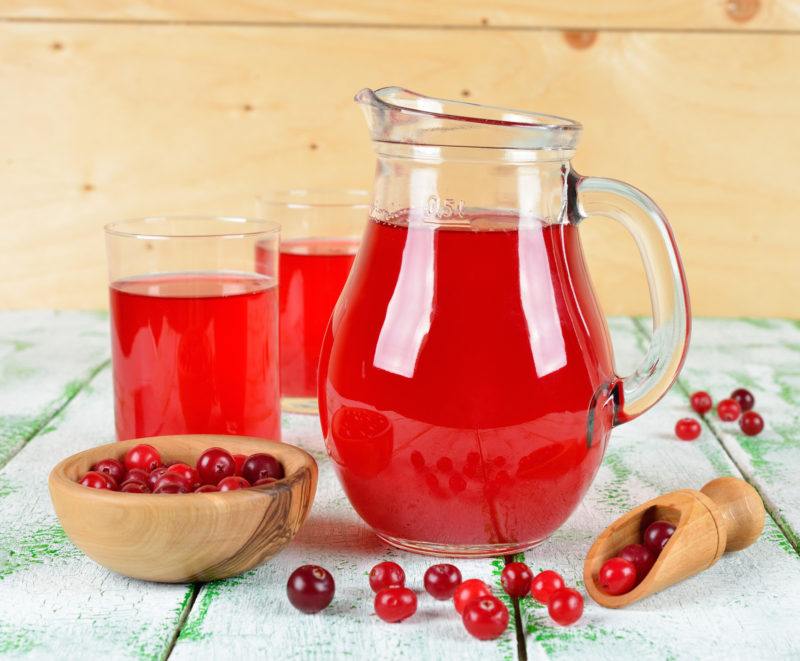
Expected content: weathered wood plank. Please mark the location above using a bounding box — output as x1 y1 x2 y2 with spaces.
0 310 110 468
654 317 800 549
170 411 519 661
2 0 798 31
0 364 194 659
515 318 800 658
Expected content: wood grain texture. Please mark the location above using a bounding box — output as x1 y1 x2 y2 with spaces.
1 23 798 316
3 0 800 30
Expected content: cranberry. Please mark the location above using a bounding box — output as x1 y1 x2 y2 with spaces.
124 468 150 484
153 472 192 494
598 557 637 595
500 562 533 598
195 484 219 493
287 565 335 613
121 481 150 493
374 586 417 623
218 476 250 491
93 458 125 484
80 471 116 490
689 391 713 414
619 543 655 580
730 388 755 412
547 588 583 626
462 596 509 640
675 418 701 441
530 570 565 604
369 561 405 592
232 453 247 475
717 398 741 422
197 447 236 485
166 463 201 490
254 477 277 486
740 411 764 436
147 466 170 491
124 444 162 472
453 579 492 614
424 564 462 600
643 520 676 553
242 453 284 484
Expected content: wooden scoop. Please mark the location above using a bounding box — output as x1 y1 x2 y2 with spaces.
584 477 765 608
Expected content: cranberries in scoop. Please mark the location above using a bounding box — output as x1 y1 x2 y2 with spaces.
598 557 637 595
500 562 533 598
197 447 236 485
374 586 417 623
643 520 676 553
369 561 405 592
242 453 284 485
462 596 509 640
124 444 162 472
424 563 462 600
619 543 656 580
287 565 335 613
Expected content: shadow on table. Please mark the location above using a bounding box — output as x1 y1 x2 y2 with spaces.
291 513 387 556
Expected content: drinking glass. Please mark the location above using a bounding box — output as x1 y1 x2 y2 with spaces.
105 216 281 441
258 190 367 413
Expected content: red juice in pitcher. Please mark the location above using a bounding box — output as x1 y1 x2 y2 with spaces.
319 216 618 553
278 238 358 397
110 272 280 441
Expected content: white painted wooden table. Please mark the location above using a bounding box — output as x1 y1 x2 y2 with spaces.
1 311 799 659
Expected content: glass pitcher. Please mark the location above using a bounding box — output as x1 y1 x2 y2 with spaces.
318 87 690 557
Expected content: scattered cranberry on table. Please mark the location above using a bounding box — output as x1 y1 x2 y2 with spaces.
287 565 335 614
453 578 492 614
92 458 125 484
598 557 637 595
462 596 509 640
374 586 417 623
619 543 655 581
717 398 742 422
124 444 162 472
730 388 755 412
500 562 533 598
740 410 764 436
675 418 701 441
643 520 676 553
689 391 713 414
424 563 462 600
547 588 584 626
80 471 117 490
369 561 405 593
530 569 565 604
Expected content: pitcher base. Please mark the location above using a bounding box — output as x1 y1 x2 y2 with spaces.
376 532 546 558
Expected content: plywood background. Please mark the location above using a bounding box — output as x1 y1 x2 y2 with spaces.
1 1 799 316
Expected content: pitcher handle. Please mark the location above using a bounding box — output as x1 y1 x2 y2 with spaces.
572 173 691 424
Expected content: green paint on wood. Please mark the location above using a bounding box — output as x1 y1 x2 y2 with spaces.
489 558 516 661
764 516 800 556
598 447 633 511
0 524 81 580
178 574 251 642
0 339 34 353
0 475 16 498
739 318 777 330
0 623 39 655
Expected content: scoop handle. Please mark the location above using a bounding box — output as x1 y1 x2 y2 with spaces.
700 477 765 552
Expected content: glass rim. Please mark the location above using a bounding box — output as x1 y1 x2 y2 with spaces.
259 188 370 209
104 215 281 240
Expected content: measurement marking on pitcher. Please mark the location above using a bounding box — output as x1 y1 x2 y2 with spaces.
425 195 469 225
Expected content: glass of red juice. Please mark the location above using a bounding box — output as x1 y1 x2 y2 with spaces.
105 216 281 441
258 190 367 413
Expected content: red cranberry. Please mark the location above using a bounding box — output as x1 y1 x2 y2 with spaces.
93 458 125 484
153 472 192 494
195 484 220 493
120 481 150 493
424 564 462 600
374 586 417 623
124 444 162 472
500 562 533 598
80 471 116 490
730 388 755 412
619 543 656 580
453 579 492 614
675 418 701 441
147 466 170 491
369 561 405 592
287 565 335 613
254 477 277 486
197 447 236 485
740 411 764 436
689 391 713 414
643 520 676 553
530 570 565 604
124 468 150 484
548 588 583 626
717 398 741 422
218 476 250 491
242 453 284 485
598 557 637 595
166 463 201 490
462 596 509 640
232 453 247 476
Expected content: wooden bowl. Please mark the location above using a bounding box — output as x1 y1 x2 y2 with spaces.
48 435 317 583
